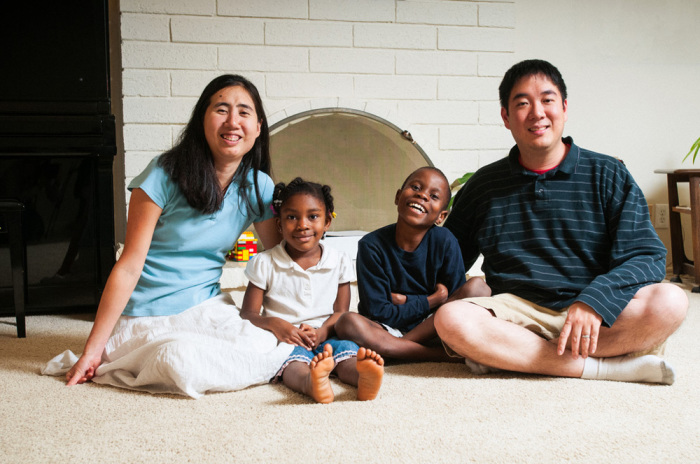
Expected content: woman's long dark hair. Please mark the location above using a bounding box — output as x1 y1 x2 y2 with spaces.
159 74 271 215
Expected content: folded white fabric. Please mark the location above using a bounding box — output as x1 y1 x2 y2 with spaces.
42 349 79 376
42 293 293 399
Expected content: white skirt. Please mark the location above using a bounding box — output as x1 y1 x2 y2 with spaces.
43 293 293 399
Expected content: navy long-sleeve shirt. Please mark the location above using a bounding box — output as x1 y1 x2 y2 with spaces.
444 137 666 327
356 224 466 332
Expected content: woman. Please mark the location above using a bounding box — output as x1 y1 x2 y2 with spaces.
64 75 292 398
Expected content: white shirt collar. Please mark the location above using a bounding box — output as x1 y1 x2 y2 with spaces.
270 240 339 271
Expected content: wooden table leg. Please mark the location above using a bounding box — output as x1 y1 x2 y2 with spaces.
689 175 700 293
667 174 685 282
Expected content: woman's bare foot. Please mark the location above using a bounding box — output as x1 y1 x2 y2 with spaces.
356 347 384 401
309 344 336 404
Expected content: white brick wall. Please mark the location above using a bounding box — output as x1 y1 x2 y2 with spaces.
396 50 478 76
122 70 170 97
440 125 513 150
121 14 170 42
267 74 355 98
218 0 308 19
120 0 516 189
310 48 394 74
122 97 196 124
397 1 478 26
266 20 354 47
438 76 502 100
398 100 478 125
170 17 264 44
220 46 309 73
354 23 437 50
479 101 505 125
439 26 514 52
309 0 395 22
121 0 215 16
122 42 217 69
478 2 516 27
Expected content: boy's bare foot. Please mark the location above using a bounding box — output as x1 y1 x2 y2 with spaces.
356 347 384 401
309 344 336 404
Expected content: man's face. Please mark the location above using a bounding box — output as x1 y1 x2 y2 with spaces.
501 73 568 157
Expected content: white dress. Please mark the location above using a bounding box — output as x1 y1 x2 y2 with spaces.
43 294 293 398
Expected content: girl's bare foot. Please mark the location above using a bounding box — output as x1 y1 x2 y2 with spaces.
309 344 336 404
356 347 384 401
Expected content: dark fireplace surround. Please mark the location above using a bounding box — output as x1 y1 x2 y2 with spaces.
0 1 116 316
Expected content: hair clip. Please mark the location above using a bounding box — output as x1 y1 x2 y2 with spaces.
270 199 282 214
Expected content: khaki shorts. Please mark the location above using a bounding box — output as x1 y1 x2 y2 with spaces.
463 293 567 341
459 293 665 357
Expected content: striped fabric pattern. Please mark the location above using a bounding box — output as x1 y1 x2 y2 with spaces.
445 137 666 327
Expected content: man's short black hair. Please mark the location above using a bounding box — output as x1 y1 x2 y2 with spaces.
499 59 567 114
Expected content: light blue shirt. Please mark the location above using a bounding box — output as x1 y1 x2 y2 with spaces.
124 157 274 317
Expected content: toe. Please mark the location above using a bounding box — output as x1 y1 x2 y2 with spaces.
357 347 367 360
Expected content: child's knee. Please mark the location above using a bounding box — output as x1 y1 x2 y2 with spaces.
335 312 364 339
465 277 491 297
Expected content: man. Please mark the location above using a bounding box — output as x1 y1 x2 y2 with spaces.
437 59 687 384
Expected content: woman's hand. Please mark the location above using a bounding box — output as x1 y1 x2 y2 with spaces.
66 188 162 387
66 352 102 386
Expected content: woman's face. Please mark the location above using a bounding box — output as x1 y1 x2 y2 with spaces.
203 85 261 166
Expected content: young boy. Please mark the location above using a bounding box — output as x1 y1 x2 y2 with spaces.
334 166 490 361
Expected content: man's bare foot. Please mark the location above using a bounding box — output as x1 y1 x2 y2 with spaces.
356 347 384 401
309 344 336 404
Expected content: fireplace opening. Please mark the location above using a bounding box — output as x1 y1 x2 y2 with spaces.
220 108 483 290
269 108 432 256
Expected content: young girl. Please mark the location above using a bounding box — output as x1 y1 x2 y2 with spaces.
240 178 384 404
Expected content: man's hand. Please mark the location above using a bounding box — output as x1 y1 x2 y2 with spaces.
557 302 602 359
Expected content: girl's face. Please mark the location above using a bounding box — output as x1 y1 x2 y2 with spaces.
203 85 261 166
277 193 331 261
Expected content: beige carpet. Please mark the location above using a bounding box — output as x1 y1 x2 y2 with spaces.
2 280 699 463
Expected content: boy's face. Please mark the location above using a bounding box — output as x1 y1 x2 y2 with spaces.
395 168 449 228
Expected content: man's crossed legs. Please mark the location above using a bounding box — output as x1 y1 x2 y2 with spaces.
434 283 688 385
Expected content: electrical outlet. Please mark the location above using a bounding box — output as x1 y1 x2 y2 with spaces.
655 204 669 229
